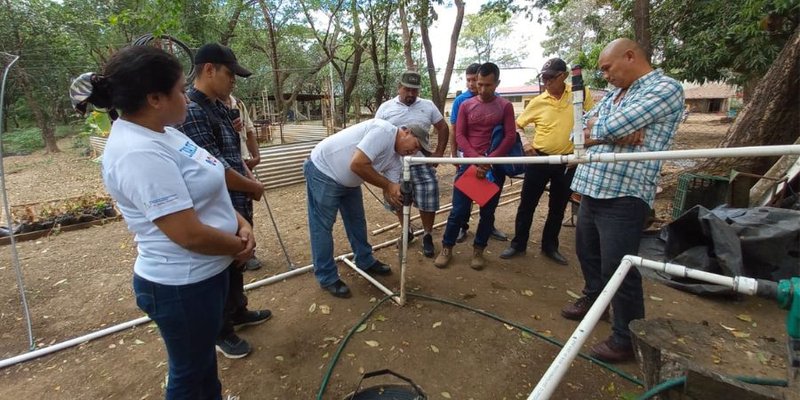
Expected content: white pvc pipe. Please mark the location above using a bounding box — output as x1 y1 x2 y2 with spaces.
0 316 151 370
528 255 769 399
529 257 635 400
408 144 800 166
0 236 408 370
629 256 760 296
341 258 401 305
371 188 522 235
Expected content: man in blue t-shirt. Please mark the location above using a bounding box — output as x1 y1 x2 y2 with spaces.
448 63 508 243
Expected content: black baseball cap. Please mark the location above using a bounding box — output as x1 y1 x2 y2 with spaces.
194 43 252 78
540 58 567 78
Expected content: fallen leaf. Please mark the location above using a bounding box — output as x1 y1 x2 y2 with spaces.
441 392 451 399
539 330 554 338
275 356 284 361
375 315 388 322
430 345 439 353
756 351 769 365
503 323 514 330
522 290 534 297
736 314 752 322
308 303 317 313
649 295 663 301
320 305 331 315
731 331 751 338
719 323 736 331
432 321 442 329
520 331 533 339
566 290 581 299
358 367 365 374
355 324 367 333
134 339 145 345
365 340 379 348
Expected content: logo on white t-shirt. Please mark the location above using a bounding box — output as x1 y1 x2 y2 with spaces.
179 141 198 157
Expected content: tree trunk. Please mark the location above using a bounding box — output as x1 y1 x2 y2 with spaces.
16 68 60 153
399 0 415 70
257 0 286 123
694 24 800 176
633 0 651 61
419 0 464 113
219 0 246 46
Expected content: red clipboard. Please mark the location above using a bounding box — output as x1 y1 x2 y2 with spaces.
454 165 500 207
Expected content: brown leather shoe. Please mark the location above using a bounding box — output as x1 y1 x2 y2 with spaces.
560 296 610 321
589 338 635 363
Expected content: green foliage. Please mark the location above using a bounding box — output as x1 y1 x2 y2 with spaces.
1 124 75 155
458 9 528 67
651 0 799 85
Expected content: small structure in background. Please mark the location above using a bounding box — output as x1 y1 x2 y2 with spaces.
683 83 740 114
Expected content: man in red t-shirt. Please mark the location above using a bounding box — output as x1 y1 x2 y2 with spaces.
434 62 517 270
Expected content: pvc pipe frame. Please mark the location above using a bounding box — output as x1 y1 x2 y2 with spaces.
0 236 406 370
3 144 796 373
528 255 767 399
0 53 35 352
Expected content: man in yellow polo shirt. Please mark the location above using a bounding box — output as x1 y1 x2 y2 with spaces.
500 58 594 265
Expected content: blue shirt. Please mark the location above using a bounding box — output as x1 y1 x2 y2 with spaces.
450 91 475 124
571 70 684 207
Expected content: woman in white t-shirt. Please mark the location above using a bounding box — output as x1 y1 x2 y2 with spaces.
73 46 255 399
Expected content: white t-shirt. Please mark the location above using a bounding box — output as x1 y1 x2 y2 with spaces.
309 119 402 187
375 96 444 131
102 119 237 285
375 96 443 157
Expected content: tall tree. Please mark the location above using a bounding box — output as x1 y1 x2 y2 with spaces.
417 0 465 112
632 0 650 61
362 0 400 110
695 25 800 176
457 9 528 67
255 0 338 123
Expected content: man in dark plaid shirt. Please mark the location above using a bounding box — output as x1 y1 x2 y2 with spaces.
177 43 271 360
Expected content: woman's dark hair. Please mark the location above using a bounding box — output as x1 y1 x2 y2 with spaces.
88 46 183 115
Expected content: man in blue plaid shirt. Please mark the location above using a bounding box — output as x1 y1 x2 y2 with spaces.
178 43 271 360
562 38 684 363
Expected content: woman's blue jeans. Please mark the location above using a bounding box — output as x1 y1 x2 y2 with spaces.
133 269 228 400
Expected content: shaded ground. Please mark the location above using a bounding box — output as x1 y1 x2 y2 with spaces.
0 122 791 399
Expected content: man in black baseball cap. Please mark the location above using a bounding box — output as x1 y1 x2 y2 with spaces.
194 43 252 77
539 57 568 80
178 43 270 360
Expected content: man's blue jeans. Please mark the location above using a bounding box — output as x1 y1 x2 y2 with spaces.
133 269 229 400
575 195 648 348
441 165 506 248
304 160 377 287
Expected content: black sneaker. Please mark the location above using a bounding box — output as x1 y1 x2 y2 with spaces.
244 257 263 271
367 260 392 276
422 233 435 258
216 333 251 359
232 309 272 329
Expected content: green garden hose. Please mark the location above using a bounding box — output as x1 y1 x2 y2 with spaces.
316 292 645 400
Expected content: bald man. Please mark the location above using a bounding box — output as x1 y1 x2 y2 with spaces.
562 38 684 363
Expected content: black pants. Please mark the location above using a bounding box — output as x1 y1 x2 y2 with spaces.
509 161 575 253
219 208 252 339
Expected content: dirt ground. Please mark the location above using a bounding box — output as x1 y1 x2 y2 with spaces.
0 119 792 399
